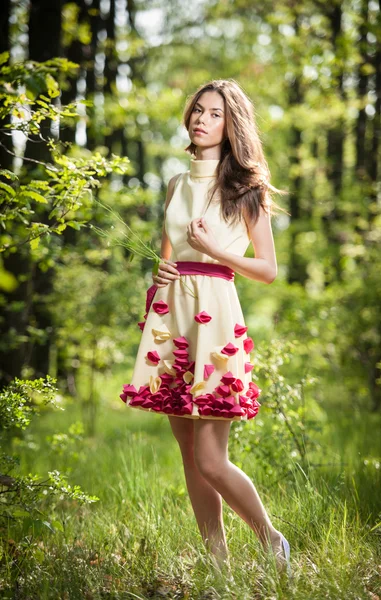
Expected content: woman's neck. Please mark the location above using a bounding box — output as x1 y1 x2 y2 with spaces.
195 149 221 161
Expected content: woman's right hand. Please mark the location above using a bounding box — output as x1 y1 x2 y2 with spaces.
152 259 180 287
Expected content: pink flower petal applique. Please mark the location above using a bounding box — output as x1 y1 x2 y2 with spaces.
138 384 150 397
180 393 193 404
138 310 149 331
215 384 231 397
203 364 215 380
120 383 137 403
234 323 248 338
174 357 189 366
222 396 236 410
239 393 261 418
247 381 261 399
194 310 212 324
159 372 174 384
221 342 239 356
243 337 254 354
193 393 215 407
129 395 145 407
244 362 254 373
228 405 246 417
173 349 189 359
247 405 260 419
231 378 244 393
123 384 137 396
146 350 160 365
152 300 169 315
220 371 236 385
173 336 189 349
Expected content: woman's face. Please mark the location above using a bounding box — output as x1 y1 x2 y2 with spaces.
189 91 226 151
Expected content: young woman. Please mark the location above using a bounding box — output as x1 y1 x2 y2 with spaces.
120 79 291 575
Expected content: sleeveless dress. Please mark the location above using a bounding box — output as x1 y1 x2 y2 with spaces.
119 158 262 421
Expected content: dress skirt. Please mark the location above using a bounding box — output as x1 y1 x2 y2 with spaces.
120 264 261 422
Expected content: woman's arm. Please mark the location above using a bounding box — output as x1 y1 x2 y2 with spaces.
160 173 180 260
212 205 277 284
187 203 277 284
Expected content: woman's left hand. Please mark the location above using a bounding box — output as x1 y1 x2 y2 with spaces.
186 217 221 258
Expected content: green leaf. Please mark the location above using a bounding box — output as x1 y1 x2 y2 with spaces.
24 73 46 99
33 548 45 563
67 221 81 230
12 509 30 518
0 181 16 197
51 519 64 532
152 260 160 275
45 73 60 98
19 190 48 204
0 51 10 65
0 169 18 181
30 237 40 250
42 520 56 533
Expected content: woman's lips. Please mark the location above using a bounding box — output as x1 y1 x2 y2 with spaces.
194 129 207 135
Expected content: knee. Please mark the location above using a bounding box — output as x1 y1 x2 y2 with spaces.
194 455 228 483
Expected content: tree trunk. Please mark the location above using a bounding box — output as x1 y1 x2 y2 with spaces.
287 17 307 286
321 3 346 285
25 0 62 378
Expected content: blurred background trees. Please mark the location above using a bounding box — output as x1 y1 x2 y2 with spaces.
1 2 380 596
1 0 380 429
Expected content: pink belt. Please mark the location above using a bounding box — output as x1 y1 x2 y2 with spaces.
145 260 234 314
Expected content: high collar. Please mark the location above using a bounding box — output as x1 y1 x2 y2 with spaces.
190 158 220 179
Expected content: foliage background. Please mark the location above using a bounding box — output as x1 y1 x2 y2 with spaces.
0 0 380 598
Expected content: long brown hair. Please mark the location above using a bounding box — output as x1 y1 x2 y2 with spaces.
183 79 289 226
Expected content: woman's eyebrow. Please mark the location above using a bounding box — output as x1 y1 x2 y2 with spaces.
195 102 224 113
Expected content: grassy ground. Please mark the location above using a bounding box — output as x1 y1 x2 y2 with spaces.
1 390 381 599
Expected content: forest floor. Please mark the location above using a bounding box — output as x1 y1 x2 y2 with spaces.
1 389 381 600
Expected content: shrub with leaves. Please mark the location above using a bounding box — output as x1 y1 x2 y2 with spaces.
0 50 131 288
229 338 320 484
0 376 99 526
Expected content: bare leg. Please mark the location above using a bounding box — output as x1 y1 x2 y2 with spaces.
193 420 283 556
168 416 229 566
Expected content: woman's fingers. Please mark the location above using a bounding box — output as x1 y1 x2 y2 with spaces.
152 262 180 286
157 269 179 281
158 261 180 280
160 260 180 277
152 259 180 286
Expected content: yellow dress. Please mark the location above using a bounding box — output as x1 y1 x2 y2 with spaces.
120 158 262 421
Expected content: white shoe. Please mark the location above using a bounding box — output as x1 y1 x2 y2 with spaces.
278 533 291 577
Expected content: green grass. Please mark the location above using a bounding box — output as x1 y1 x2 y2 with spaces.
1 395 381 599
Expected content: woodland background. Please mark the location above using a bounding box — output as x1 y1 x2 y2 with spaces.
0 0 380 598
